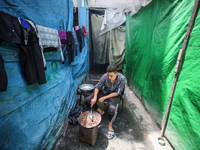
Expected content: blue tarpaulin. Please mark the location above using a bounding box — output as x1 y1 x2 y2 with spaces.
0 0 89 149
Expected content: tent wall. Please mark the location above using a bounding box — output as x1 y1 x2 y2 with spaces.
0 0 89 149
124 0 200 149
73 0 147 8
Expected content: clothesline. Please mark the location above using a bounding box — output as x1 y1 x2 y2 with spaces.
0 10 87 92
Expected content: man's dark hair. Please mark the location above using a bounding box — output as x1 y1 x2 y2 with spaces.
107 65 117 73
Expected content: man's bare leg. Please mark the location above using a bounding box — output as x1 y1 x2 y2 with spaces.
108 121 114 131
97 108 105 115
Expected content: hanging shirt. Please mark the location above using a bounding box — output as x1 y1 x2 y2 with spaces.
76 28 84 53
66 31 75 65
75 25 80 31
58 30 67 47
72 28 78 44
36 24 64 69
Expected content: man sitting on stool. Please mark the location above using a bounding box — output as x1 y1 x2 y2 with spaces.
85 64 125 140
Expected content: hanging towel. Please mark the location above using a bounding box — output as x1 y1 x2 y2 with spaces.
36 24 64 69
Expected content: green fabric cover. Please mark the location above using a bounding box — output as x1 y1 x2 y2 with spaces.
124 0 200 149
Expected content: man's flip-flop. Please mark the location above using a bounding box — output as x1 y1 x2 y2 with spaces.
107 130 115 140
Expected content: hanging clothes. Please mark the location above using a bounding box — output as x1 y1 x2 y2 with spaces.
74 25 80 31
76 28 83 53
81 26 85 48
58 30 67 47
19 22 47 85
0 11 22 44
18 17 30 46
26 20 37 32
66 31 75 65
0 11 46 86
83 25 87 37
18 18 31 30
36 24 64 69
72 28 78 44
72 28 78 56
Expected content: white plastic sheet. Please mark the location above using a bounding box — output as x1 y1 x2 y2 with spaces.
99 0 152 35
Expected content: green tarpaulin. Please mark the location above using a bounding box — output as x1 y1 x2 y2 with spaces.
124 0 200 149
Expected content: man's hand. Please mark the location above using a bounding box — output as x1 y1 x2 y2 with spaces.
90 98 97 107
98 97 106 104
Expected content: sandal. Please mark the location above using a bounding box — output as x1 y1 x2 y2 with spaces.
107 130 115 140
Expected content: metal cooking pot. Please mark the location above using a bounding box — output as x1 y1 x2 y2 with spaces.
78 111 101 128
78 84 95 93
78 111 101 146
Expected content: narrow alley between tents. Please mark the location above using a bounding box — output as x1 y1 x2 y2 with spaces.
0 0 200 150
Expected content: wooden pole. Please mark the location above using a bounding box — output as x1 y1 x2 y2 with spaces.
160 0 200 137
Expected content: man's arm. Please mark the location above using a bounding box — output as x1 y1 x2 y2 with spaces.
91 88 99 107
98 92 119 104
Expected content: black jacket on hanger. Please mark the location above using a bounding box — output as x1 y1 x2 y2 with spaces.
0 11 46 88
19 22 47 85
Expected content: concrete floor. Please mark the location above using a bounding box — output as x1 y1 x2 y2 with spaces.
53 83 174 150
54 67 173 150
122 85 173 150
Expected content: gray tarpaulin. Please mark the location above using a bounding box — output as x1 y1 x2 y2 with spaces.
91 14 110 64
99 0 152 35
109 26 125 70
100 8 126 36
90 13 125 69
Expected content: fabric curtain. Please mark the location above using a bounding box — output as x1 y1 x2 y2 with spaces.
91 14 110 64
109 26 125 70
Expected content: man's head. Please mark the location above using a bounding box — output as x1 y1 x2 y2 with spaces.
107 65 118 83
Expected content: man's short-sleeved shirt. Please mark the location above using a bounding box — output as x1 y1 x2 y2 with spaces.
95 73 125 95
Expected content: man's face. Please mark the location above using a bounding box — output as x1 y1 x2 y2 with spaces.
107 72 118 83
